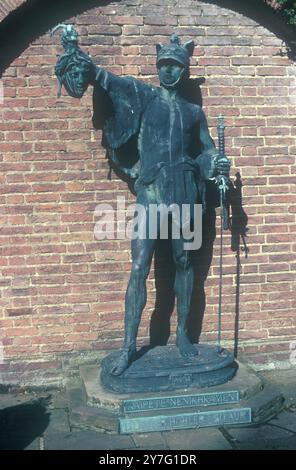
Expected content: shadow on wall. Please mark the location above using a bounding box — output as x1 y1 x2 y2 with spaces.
230 173 249 358
0 0 296 76
150 172 249 357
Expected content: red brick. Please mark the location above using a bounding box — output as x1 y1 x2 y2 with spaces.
257 67 286 76
6 308 34 317
0 1 295 381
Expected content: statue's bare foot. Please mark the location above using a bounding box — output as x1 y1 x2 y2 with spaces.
176 329 198 358
110 346 136 376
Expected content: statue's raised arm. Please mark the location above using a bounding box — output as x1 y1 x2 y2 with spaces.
51 24 151 180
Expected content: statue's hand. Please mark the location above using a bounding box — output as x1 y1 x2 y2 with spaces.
126 168 140 180
214 153 231 177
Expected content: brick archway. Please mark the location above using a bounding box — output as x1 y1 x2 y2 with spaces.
0 0 295 385
0 0 296 76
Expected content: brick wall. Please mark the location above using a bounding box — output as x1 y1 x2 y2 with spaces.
0 0 24 22
0 0 296 387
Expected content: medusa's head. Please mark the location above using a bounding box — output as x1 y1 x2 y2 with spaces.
55 48 95 98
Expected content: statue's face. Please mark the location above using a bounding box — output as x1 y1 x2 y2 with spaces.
157 59 184 89
63 61 91 98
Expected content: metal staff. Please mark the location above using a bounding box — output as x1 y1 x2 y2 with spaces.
216 115 229 352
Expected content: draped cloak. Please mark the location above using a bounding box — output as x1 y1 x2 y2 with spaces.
92 68 219 213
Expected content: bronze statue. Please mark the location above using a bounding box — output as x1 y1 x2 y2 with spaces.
52 25 230 377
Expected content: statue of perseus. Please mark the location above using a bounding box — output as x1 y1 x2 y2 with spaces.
51 25 231 380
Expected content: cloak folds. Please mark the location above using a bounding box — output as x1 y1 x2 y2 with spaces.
92 68 154 178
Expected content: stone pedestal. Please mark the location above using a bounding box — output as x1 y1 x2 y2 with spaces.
67 359 285 434
101 344 237 393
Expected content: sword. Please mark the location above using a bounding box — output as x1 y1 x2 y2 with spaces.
215 115 230 352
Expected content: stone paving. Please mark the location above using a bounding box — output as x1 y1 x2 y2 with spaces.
0 369 295 450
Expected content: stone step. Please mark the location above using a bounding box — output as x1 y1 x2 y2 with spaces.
119 406 252 434
66 361 285 434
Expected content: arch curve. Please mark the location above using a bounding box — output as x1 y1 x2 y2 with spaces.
0 0 24 22
0 0 295 76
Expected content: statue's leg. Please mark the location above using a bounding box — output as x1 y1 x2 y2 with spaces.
172 238 198 358
111 232 156 376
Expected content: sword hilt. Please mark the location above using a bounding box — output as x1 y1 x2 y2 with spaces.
217 114 225 156
216 115 230 230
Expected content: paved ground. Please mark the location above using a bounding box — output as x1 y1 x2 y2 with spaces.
0 369 295 451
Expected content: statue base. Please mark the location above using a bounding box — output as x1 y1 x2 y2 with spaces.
101 344 237 394
66 360 285 434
